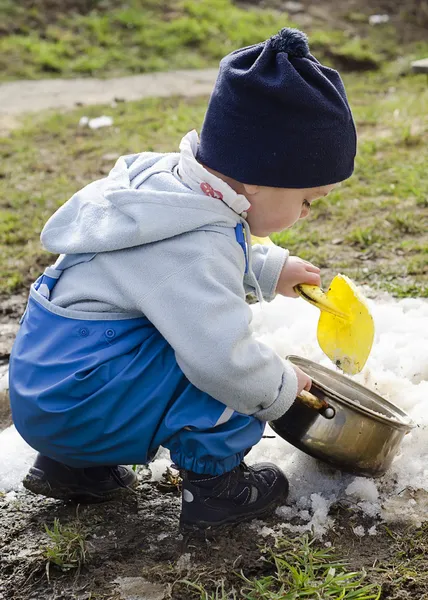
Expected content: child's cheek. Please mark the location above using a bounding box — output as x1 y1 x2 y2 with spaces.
286 206 302 228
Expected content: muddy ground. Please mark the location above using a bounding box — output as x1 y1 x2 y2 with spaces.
1 463 428 600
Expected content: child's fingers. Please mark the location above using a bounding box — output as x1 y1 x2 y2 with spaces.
303 378 312 391
301 271 321 286
303 262 320 273
307 265 320 273
298 258 320 272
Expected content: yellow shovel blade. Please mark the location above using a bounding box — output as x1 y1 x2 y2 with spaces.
251 235 274 246
250 237 374 374
316 275 374 374
294 278 374 374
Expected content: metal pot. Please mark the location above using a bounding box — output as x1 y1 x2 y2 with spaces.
270 356 414 477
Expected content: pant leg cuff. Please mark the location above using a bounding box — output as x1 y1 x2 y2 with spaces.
171 451 244 476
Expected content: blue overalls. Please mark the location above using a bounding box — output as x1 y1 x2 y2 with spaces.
9 229 265 475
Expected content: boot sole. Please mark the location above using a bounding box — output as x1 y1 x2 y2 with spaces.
23 472 138 504
179 487 288 532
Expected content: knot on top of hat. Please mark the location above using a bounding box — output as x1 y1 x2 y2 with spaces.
270 28 310 57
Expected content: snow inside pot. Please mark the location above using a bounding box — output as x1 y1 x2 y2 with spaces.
270 356 414 477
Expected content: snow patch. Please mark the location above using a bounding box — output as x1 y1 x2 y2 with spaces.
0 426 36 493
149 447 173 482
1 294 427 538
0 364 9 392
346 478 379 503
353 525 366 537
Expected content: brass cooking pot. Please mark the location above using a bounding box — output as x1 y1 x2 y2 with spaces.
270 356 414 477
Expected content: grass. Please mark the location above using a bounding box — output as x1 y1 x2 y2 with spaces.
181 535 381 599
0 0 289 80
309 30 384 71
0 95 205 294
0 67 427 298
373 523 428 598
43 517 87 575
2 0 428 81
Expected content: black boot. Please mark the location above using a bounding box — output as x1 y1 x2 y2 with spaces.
23 454 138 503
180 462 289 530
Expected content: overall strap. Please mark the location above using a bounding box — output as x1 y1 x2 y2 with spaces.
234 223 248 274
194 224 248 273
33 253 97 300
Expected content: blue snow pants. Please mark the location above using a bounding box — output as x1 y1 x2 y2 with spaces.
9 252 265 475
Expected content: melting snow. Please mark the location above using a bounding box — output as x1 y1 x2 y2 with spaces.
345 477 379 503
0 293 427 537
353 525 366 537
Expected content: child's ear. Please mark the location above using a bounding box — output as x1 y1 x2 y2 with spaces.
242 183 260 196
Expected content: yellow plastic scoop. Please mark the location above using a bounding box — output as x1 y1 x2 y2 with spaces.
296 276 374 374
251 236 375 374
252 235 273 246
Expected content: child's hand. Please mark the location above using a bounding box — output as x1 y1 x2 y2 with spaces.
276 256 321 298
291 363 312 395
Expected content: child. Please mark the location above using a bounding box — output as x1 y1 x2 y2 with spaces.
9 28 356 530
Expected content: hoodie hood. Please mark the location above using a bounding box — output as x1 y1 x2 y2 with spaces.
41 133 250 255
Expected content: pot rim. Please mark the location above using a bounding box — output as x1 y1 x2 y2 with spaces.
287 355 414 431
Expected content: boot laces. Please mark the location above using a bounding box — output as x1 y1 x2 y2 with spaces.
237 461 255 479
233 462 260 504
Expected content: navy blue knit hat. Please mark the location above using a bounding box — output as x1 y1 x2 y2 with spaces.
197 28 357 188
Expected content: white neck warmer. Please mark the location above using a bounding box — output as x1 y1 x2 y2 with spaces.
176 130 264 303
177 130 251 217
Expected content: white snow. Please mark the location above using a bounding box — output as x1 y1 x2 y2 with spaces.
0 363 9 392
259 525 277 538
149 447 173 482
345 477 379 503
244 294 428 535
353 525 366 537
79 115 114 129
1 293 427 537
0 425 36 492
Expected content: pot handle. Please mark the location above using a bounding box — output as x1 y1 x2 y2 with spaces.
297 390 336 419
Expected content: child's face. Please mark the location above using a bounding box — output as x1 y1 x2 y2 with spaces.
242 183 337 237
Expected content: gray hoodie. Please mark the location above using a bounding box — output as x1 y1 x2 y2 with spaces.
40 132 298 421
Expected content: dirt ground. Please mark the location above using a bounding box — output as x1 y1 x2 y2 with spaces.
1 463 428 600
0 70 218 126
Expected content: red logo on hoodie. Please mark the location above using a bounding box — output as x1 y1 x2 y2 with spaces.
200 182 223 200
